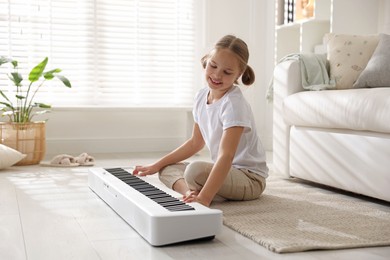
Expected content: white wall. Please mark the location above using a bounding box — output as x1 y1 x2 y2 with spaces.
37 0 275 156
44 107 191 155
379 0 390 34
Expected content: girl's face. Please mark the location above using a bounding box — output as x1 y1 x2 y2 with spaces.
205 49 242 94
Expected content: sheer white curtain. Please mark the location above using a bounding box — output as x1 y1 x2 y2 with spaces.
0 0 198 107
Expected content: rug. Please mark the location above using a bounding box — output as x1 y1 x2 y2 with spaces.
212 174 390 253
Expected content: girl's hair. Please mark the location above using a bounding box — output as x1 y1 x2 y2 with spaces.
201 35 255 86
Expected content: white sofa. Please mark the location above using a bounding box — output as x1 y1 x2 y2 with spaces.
273 38 390 202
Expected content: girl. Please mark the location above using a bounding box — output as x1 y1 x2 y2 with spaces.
133 35 268 207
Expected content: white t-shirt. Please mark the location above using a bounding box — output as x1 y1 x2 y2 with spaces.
193 86 269 178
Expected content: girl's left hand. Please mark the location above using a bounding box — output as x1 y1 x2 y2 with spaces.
183 190 210 207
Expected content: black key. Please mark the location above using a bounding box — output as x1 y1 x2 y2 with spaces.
132 185 156 191
142 190 167 196
153 197 179 203
134 186 158 192
123 180 145 186
106 168 128 175
116 174 137 179
165 205 195 211
147 193 172 199
130 181 153 187
122 178 145 184
130 183 154 189
160 200 185 207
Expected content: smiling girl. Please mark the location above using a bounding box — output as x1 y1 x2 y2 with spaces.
133 35 268 207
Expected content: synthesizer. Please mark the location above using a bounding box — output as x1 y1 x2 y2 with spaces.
88 167 223 246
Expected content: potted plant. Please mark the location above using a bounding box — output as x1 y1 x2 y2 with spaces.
0 56 71 165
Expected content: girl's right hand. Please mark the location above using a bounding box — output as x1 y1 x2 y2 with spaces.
133 165 160 176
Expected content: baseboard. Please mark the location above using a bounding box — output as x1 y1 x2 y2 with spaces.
46 137 184 155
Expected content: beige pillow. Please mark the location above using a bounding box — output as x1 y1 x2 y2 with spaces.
0 144 26 169
327 34 379 89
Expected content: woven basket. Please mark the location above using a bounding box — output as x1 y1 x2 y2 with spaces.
0 122 46 165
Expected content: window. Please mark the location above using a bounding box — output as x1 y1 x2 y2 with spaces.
0 0 199 107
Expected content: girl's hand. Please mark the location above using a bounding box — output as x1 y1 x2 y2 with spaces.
133 165 159 176
183 190 210 207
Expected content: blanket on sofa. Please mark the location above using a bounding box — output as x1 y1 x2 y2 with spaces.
267 53 336 101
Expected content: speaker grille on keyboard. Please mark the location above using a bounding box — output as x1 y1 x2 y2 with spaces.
105 168 195 212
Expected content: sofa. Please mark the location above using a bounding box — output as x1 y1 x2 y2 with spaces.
273 33 390 202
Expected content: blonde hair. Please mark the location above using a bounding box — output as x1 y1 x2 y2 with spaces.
201 35 255 86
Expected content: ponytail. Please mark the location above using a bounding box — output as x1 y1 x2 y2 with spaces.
241 65 255 85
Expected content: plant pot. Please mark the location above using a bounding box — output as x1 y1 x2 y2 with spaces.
0 122 46 165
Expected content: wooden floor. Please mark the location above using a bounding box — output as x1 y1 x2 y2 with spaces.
1 152 389 260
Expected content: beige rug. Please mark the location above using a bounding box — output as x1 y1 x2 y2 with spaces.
212 174 390 253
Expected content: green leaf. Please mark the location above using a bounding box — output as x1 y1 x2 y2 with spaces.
43 74 54 80
0 57 18 68
36 103 51 109
9 72 23 86
0 56 11 66
0 101 13 109
11 60 18 68
43 68 62 80
0 90 12 103
56 75 72 88
29 57 48 82
16 95 26 100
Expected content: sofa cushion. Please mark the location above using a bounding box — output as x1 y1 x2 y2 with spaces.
283 88 390 133
353 33 390 88
327 34 379 89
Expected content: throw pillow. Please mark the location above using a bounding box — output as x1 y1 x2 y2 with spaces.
0 144 26 169
327 34 379 89
353 33 390 88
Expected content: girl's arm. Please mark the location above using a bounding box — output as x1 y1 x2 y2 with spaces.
133 123 205 176
187 126 244 206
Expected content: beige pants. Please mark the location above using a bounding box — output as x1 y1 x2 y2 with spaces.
158 161 266 201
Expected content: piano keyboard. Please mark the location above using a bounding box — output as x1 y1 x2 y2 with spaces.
88 167 223 246
105 167 195 212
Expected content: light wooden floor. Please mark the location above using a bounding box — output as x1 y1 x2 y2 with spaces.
1 152 389 260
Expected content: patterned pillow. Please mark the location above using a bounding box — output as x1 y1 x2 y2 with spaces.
327 34 379 89
0 144 26 169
